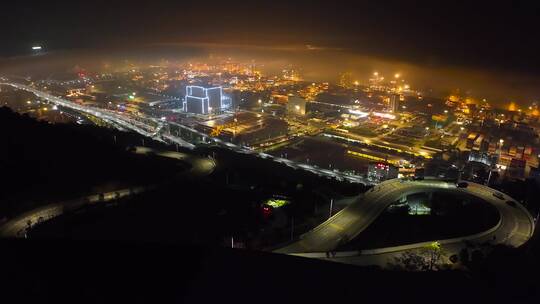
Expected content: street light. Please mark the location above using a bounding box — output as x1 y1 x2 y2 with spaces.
394 73 400 79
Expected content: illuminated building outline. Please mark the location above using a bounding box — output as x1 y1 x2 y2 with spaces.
183 85 228 114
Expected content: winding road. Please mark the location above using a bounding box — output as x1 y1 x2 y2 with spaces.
0 147 216 238
275 179 535 267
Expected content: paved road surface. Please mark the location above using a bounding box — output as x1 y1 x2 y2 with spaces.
0 187 148 238
0 147 216 238
131 146 215 178
275 179 535 267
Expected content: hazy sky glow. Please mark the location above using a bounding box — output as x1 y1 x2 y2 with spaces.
2 1 540 107
4 43 538 108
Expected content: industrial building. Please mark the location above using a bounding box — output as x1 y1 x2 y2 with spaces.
367 162 399 182
183 86 230 114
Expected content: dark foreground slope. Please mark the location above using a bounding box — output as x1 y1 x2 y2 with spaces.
1 239 494 304
0 107 177 216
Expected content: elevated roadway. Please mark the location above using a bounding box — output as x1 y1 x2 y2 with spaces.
275 179 535 266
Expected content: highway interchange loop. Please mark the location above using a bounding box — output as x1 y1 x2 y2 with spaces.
275 179 535 267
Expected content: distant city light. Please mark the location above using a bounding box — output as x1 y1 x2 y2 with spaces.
348 109 369 118
32 46 42 50
372 112 396 120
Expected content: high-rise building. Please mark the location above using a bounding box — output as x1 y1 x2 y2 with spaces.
183 86 225 115
206 87 223 110
389 94 400 113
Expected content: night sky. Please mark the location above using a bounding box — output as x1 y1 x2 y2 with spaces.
2 1 540 103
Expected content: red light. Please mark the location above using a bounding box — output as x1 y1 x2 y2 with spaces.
262 205 272 219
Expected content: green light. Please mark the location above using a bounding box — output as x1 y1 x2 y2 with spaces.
129 95 135 99
265 199 290 208
428 241 441 250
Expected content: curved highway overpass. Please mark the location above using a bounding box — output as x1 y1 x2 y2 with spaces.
275 179 535 266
